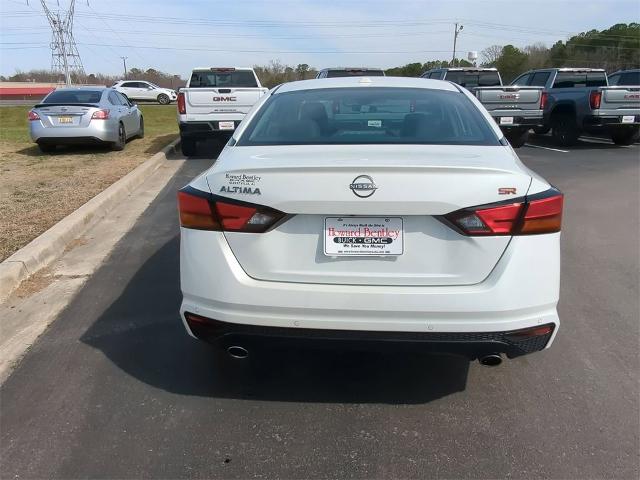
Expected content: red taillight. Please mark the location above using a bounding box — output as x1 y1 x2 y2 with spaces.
177 92 186 114
540 91 548 110
177 191 220 230
505 323 555 341
443 189 563 236
28 110 40 121
589 91 602 110
178 189 285 232
91 109 110 120
519 193 563 235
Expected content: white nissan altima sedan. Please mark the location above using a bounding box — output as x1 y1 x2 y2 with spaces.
178 76 563 366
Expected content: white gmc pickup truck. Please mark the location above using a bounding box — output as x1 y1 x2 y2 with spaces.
177 67 268 156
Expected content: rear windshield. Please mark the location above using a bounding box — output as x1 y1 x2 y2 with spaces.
238 87 499 146
326 70 385 78
610 71 640 86
43 90 103 104
189 70 258 88
552 71 607 88
445 71 501 88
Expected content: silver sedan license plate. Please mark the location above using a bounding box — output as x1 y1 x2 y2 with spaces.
324 217 403 256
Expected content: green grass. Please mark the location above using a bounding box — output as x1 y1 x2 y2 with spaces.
0 104 177 146
0 106 31 143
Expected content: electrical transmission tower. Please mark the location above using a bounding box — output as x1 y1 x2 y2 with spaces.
40 0 85 85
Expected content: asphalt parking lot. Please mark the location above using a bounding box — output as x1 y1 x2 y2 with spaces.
1 135 638 479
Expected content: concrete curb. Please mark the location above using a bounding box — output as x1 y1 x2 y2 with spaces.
0 138 179 303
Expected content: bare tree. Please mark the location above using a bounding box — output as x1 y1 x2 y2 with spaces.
481 45 503 66
524 42 550 69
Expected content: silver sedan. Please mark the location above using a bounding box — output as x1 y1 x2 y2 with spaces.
29 87 144 153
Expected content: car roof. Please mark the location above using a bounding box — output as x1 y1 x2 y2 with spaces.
527 68 606 72
51 86 109 91
275 76 460 94
438 67 498 72
609 68 640 74
191 67 254 71
320 67 384 71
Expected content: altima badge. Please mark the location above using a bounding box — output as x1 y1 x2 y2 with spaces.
349 175 377 198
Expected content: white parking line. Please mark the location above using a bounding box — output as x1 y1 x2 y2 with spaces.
525 144 569 153
580 136 613 144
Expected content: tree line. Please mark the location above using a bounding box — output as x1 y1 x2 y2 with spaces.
2 23 637 88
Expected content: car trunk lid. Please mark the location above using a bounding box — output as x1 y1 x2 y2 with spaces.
206 144 533 286
34 104 97 128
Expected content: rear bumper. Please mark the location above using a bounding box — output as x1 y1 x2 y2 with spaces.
179 121 240 140
30 119 118 143
488 110 543 128
35 136 109 145
184 314 555 359
180 230 561 358
584 114 640 127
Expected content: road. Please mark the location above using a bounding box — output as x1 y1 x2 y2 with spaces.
1 136 638 479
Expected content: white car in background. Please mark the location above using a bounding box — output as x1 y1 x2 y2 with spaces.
178 76 563 367
113 80 177 104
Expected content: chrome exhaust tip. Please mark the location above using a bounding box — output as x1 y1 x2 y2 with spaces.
227 346 249 359
479 353 503 367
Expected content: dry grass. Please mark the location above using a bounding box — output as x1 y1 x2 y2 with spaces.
0 105 178 261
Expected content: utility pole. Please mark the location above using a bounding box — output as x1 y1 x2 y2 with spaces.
120 56 128 79
451 23 464 66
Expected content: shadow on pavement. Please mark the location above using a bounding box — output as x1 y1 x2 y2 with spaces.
528 133 632 150
80 235 470 405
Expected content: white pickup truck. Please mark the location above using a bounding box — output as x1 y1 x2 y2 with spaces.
177 67 268 156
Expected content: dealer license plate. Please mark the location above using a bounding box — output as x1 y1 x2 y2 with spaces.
324 217 403 256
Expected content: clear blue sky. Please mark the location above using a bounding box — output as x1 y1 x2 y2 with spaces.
0 0 638 77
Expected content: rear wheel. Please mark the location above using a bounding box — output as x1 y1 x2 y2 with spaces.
505 128 529 148
137 116 145 139
111 123 126 151
157 93 170 105
610 126 639 146
532 126 550 135
38 143 56 153
181 137 197 156
551 113 579 146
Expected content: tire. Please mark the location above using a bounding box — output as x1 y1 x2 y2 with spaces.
610 126 639 146
38 143 56 153
111 123 126 151
551 113 579 146
180 138 197 156
532 126 550 135
137 116 145 139
157 93 170 105
505 128 529 148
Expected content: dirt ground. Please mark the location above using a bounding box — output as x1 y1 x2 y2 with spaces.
0 105 178 261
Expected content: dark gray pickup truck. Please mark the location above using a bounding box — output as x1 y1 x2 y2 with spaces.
421 67 545 147
512 68 640 146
